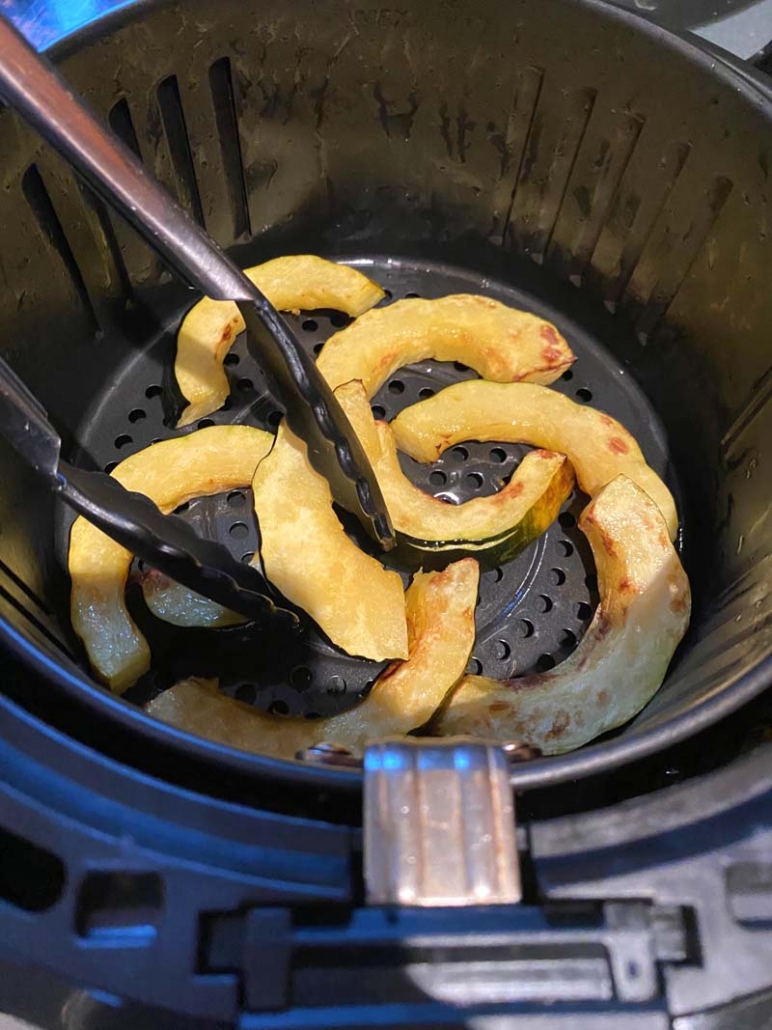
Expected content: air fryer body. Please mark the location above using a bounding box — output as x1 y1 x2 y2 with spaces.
0 0 769 1025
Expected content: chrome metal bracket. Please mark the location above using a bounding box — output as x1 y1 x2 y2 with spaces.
364 738 521 907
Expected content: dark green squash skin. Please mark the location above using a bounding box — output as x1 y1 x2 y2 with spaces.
386 461 575 572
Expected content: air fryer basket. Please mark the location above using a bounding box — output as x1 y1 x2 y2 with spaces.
0 0 769 791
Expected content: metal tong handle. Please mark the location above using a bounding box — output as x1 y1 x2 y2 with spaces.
0 14 394 549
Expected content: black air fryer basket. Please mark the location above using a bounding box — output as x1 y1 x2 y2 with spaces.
0 0 770 1024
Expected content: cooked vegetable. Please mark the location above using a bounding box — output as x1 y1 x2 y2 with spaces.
145 559 480 758
336 380 574 569
318 558 479 749
316 294 575 395
432 477 690 754
175 255 385 426
140 569 243 628
252 423 408 661
146 677 317 759
392 381 678 539
69 426 274 693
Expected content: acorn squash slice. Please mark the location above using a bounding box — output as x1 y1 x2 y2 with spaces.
392 381 678 539
251 422 408 661
335 380 575 569
69 426 274 693
316 294 575 395
145 559 479 758
139 568 244 628
432 477 690 754
175 255 385 426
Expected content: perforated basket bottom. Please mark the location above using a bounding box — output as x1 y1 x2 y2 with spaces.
59 255 680 720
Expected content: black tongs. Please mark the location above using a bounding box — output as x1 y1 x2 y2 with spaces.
0 16 395 624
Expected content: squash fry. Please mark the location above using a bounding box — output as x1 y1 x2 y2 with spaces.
139 569 244 628
175 255 384 426
316 294 574 395
392 381 678 539
252 423 408 661
433 477 690 754
335 380 574 569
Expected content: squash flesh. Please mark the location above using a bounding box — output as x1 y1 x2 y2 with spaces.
392 381 678 539
318 558 479 749
252 423 408 661
335 380 575 568
175 255 385 426
140 569 244 628
69 426 274 692
145 559 479 758
433 477 690 754
316 294 575 396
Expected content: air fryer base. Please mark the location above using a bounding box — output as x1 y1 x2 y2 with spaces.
0 662 769 1027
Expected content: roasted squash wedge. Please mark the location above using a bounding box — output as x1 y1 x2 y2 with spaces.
145 559 480 758
392 381 678 539
175 255 385 426
252 423 408 661
432 477 690 754
317 558 479 749
335 380 574 569
316 294 575 395
69 426 274 693
139 569 244 628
